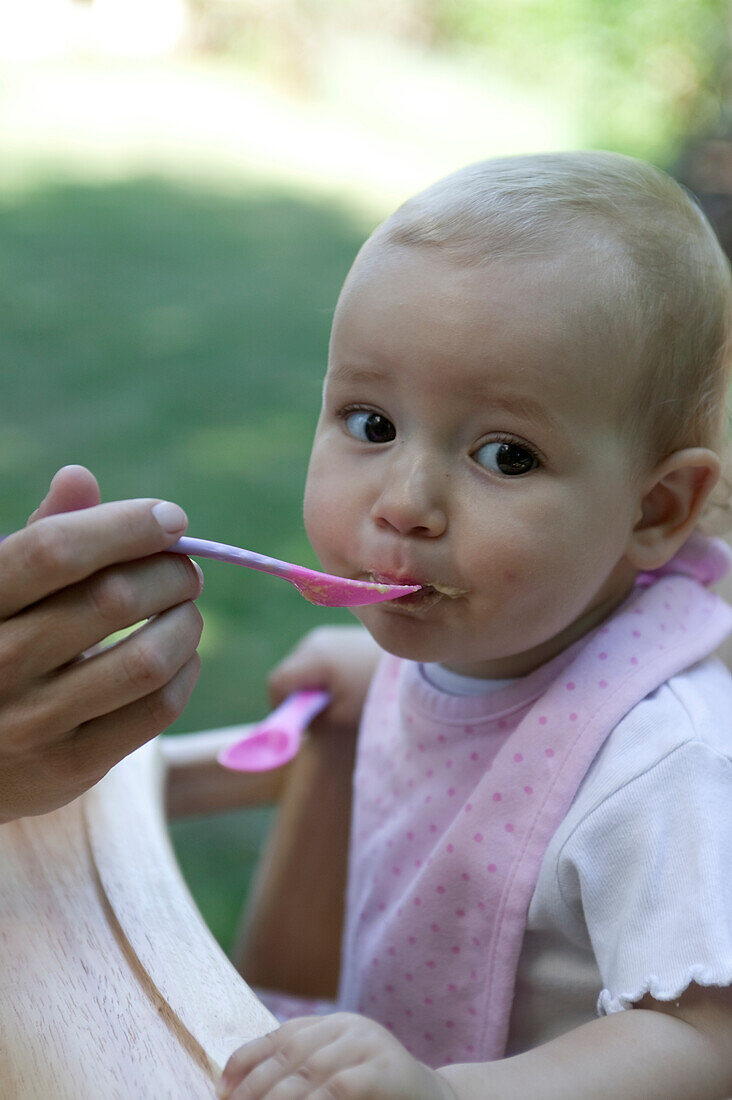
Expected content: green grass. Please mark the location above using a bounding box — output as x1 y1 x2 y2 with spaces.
0 171 369 952
169 806 277 951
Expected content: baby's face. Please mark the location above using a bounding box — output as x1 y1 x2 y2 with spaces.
304 242 649 677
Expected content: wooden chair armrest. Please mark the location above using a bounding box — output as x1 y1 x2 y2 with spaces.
0 736 277 1098
162 726 292 819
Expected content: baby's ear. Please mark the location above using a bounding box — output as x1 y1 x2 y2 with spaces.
626 448 721 571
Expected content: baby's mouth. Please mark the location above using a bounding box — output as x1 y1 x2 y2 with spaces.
366 572 467 600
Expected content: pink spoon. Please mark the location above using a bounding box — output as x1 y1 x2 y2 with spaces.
167 537 419 608
218 689 331 772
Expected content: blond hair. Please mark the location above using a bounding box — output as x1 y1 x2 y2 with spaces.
368 153 732 494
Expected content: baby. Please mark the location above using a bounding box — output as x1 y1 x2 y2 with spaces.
219 152 732 1099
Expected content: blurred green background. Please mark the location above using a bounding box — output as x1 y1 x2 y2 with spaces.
3 0 732 956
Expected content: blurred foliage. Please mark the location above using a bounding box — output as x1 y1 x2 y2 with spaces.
427 0 732 159
169 805 276 951
188 0 732 162
0 176 367 950
0 175 365 735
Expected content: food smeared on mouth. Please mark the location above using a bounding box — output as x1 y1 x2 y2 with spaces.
366 572 467 606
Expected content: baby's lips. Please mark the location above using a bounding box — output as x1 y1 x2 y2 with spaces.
367 569 423 588
367 569 467 598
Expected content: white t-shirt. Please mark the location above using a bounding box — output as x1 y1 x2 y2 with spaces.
423 658 732 1055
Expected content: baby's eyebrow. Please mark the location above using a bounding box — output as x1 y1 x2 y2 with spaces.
479 392 560 433
326 365 559 433
327 364 390 386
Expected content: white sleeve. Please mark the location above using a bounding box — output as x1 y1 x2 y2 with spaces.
557 741 732 1014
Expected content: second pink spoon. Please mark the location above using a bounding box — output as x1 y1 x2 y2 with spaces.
168 536 419 608
218 689 331 772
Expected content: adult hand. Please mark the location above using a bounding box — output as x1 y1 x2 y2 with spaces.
0 465 203 822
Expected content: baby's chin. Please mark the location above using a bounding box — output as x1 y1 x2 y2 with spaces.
353 607 468 666
355 609 555 678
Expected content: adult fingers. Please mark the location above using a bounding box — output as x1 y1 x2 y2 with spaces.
8 600 203 751
66 652 202 791
16 653 203 817
0 496 189 620
2 551 203 682
27 465 101 523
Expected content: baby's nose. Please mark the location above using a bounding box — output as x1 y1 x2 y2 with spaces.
370 461 447 538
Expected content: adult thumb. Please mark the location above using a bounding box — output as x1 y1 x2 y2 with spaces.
28 465 101 524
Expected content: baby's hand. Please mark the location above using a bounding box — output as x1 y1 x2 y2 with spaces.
268 625 381 735
217 1013 457 1100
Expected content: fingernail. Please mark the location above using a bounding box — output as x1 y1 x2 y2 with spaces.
215 1077 230 1099
192 560 205 590
152 501 187 534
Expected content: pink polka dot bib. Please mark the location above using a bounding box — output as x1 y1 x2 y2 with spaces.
337 536 732 1067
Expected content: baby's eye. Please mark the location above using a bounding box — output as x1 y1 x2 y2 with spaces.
344 410 396 444
473 440 539 476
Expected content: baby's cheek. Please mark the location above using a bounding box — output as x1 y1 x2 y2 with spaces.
304 485 353 573
468 549 568 630
462 537 537 594
303 475 334 545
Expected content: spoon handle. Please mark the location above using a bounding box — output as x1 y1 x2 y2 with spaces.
169 536 295 579
263 688 332 737
218 689 331 772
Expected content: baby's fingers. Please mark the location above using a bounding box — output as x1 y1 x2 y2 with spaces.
268 625 378 728
267 648 329 709
218 1018 334 1099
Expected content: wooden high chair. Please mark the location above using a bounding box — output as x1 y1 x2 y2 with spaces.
0 712 355 1100
3 568 731 1100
